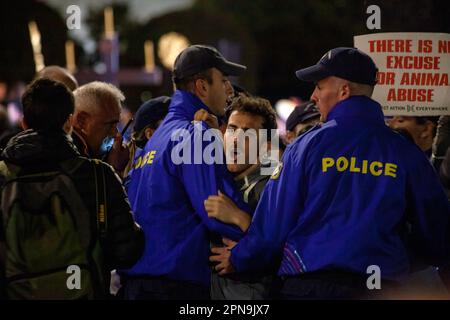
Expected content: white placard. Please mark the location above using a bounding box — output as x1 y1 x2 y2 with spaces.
354 32 450 116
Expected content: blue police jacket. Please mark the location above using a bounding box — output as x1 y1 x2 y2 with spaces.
231 95 450 281
124 90 249 286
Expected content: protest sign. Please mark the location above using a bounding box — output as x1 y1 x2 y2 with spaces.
354 33 450 116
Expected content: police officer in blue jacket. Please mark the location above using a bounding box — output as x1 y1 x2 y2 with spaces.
121 45 250 299
211 47 450 299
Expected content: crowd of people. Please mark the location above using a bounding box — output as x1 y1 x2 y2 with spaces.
0 44 449 300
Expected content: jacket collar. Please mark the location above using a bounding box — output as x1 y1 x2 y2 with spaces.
1 129 80 165
169 90 213 120
326 95 385 126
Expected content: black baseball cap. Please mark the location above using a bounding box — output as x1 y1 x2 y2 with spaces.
295 47 378 85
173 45 247 81
286 101 320 132
134 96 170 132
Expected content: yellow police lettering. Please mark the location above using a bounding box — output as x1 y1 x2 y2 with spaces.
140 153 149 168
336 157 349 172
369 161 383 176
361 160 368 174
321 157 397 178
147 150 156 164
384 163 397 178
134 156 142 169
322 157 334 172
349 157 360 173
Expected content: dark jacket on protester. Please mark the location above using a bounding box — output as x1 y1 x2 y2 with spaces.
0 129 144 298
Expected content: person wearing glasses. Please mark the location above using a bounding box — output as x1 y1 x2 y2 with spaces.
72 81 130 174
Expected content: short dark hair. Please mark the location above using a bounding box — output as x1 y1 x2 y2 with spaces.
173 69 213 91
22 78 74 131
225 96 277 134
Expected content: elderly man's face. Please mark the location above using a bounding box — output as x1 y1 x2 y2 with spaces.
83 102 121 156
310 76 346 122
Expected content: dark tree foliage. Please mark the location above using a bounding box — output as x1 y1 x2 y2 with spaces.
119 6 258 103
193 0 450 101
0 0 67 84
1 0 449 103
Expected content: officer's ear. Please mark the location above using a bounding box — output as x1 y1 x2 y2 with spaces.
194 78 209 99
340 82 351 100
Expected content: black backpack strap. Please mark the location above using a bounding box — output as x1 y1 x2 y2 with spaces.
92 159 107 240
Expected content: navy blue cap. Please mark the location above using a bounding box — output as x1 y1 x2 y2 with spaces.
173 45 247 81
295 47 378 85
134 96 170 132
286 101 320 132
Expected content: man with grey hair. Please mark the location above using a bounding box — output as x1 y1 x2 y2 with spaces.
73 81 129 173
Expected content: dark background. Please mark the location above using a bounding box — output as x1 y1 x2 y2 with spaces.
1 0 449 111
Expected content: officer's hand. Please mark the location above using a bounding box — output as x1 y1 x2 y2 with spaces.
204 190 251 231
193 108 219 129
222 237 237 249
106 132 130 173
209 238 236 275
